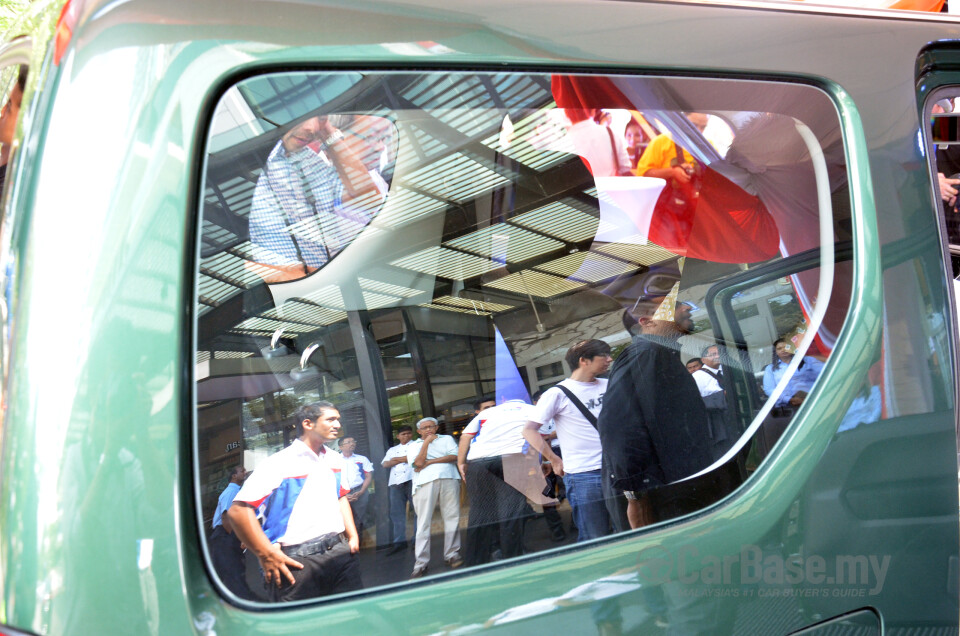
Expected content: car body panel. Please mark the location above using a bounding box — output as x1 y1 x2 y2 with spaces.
0 0 955 634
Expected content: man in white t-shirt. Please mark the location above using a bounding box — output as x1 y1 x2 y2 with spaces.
564 109 632 177
523 339 614 542
458 399 537 565
380 425 415 554
406 417 462 578
339 437 373 542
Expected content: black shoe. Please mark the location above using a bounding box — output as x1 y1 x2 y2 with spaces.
386 541 406 555
550 531 567 542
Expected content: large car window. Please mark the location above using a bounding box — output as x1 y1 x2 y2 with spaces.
194 71 853 603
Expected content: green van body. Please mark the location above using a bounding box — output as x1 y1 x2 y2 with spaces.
0 0 957 633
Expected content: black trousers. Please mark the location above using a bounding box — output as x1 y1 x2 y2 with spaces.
463 455 530 566
209 525 255 600
268 537 362 602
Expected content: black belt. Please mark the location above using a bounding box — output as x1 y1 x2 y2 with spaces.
210 525 230 539
771 405 796 418
281 532 344 558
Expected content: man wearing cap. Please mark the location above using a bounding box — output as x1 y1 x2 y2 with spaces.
226 401 361 601
407 417 462 578
598 284 713 529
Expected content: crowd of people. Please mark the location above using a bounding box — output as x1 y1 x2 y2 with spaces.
210 106 827 603
206 279 826 603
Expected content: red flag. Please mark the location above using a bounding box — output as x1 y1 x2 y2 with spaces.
551 75 780 263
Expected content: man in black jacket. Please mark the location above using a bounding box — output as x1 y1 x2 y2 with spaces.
598 286 713 528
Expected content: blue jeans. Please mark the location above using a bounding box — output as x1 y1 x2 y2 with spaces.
388 481 414 544
564 469 611 542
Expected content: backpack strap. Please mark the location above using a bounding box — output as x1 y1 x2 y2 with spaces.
674 140 685 166
699 367 721 382
553 384 599 430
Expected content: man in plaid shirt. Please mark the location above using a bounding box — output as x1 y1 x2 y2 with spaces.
248 115 384 281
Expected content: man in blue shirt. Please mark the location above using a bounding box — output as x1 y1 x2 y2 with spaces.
209 466 254 599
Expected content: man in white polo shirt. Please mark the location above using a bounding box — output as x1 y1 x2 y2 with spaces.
457 399 537 565
339 437 373 541
692 344 735 460
380 425 415 554
523 339 613 542
227 401 361 601
407 417 462 578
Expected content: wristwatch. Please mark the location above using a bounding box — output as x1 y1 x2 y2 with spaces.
322 128 345 148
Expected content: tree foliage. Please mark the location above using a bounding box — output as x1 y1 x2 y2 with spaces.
0 0 29 34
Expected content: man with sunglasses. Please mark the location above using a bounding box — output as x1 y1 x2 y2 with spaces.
523 339 614 542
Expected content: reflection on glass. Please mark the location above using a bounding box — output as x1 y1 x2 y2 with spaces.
195 71 852 602
246 114 391 283
762 338 825 410
373 311 422 432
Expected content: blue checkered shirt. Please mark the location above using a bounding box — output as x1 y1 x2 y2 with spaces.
248 142 347 269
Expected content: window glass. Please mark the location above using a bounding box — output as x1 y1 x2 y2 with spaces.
195 71 852 602
923 90 960 413
929 93 960 277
